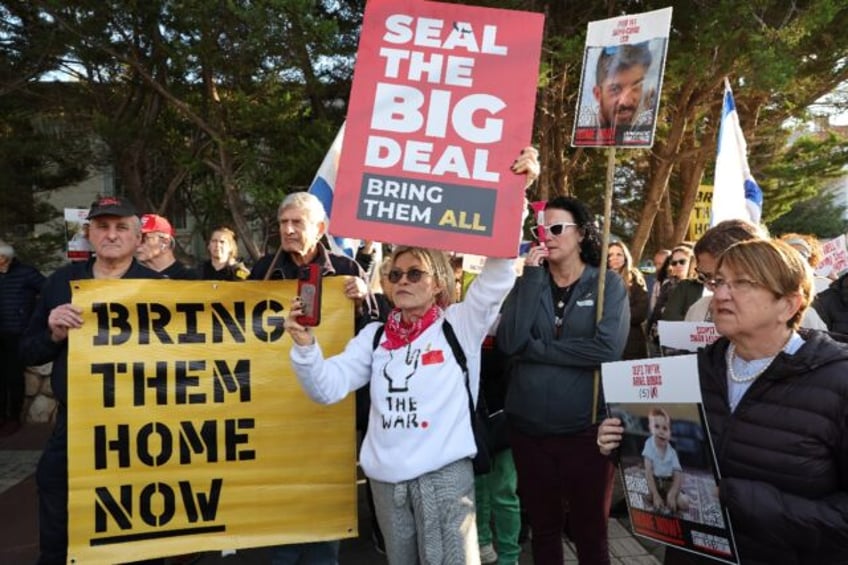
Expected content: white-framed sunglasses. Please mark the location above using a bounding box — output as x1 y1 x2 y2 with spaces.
531 222 578 240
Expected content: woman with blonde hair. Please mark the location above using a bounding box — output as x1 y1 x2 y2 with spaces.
608 240 649 359
283 148 538 564
197 225 250 280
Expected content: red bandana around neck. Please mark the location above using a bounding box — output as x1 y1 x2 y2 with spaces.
381 305 443 350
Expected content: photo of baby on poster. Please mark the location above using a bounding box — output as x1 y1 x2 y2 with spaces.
602 355 739 564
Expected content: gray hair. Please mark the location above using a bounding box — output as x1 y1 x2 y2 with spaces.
277 192 327 225
0 240 14 259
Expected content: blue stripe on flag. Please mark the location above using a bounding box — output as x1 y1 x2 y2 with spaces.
310 177 335 218
308 123 359 257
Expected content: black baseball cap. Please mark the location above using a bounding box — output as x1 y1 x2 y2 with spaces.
87 196 139 219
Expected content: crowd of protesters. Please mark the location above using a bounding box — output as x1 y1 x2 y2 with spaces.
5 149 848 564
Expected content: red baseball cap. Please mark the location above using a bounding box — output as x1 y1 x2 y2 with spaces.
141 214 175 236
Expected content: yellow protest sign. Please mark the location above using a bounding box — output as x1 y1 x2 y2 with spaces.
67 278 356 563
687 185 713 242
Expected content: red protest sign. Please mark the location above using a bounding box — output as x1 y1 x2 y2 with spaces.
331 0 544 257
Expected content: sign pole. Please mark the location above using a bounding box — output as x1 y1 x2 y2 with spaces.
592 146 615 422
596 146 615 323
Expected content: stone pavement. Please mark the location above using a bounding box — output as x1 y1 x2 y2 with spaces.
0 423 663 564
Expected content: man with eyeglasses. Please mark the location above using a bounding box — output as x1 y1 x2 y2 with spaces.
249 190 374 564
670 220 826 330
135 214 196 279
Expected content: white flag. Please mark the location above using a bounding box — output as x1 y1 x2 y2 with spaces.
711 79 763 226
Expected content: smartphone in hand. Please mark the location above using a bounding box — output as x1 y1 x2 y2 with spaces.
296 264 322 326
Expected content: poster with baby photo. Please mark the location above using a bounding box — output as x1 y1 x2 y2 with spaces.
602 355 739 564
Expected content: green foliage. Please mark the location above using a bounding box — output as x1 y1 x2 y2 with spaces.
760 132 848 222
3 0 848 264
768 188 848 239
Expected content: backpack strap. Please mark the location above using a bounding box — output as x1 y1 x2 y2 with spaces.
441 319 468 379
441 321 478 433
371 320 469 384
372 323 385 351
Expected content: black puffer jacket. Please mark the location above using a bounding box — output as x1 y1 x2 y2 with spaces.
0 258 45 334
812 273 848 334
691 330 848 564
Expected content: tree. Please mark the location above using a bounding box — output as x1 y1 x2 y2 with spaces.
27 0 363 260
6 0 848 269
768 187 848 239
520 0 848 262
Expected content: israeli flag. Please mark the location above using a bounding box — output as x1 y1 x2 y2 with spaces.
307 123 359 257
711 79 763 226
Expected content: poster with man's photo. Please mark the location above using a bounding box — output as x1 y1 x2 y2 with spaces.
573 7 672 148
602 355 739 564
65 207 93 261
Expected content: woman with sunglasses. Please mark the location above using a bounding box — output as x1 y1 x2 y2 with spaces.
598 239 848 564
608 240 649 360
496 196 630 565
646 244 696 354
283 148 539 565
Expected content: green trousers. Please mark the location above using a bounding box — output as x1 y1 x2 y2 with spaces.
474 449 521 565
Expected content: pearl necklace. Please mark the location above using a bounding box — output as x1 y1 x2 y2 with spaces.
725 334 792 383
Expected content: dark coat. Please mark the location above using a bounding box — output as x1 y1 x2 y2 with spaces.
19 258 161 411
196 260 250 281
812 273 848 334
249 242 376 332
682 331 848 564
497 265 630 435
622 268 648 360
0 258 45 335
158 260 197 280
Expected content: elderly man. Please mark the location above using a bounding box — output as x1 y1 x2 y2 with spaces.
136 213 196 279
20 195 160 564
250 191 372 326
250 191 374 564
0 240 45 435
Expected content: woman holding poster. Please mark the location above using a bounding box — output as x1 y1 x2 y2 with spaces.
283 148 538 565
496 196 630 565
598 239 848 564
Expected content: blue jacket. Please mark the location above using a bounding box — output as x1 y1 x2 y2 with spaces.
497 265 629 435
0 258 45 335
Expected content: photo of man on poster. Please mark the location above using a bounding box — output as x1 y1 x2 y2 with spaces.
574 39 665 146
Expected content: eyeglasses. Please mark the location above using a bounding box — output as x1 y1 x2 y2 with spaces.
707 277 761 294
669 259 688 267
531 222 578 240
695 270 713 285
387 268 430 284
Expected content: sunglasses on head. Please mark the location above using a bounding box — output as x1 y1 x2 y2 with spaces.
670 258 688 267
387 268 429 284
531 222 578 240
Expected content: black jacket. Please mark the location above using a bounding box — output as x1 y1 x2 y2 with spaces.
0 258 45 335
812 273 848 334
687 330 848 564
20 259 161 415
249 243 376 332
196 260 250 281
